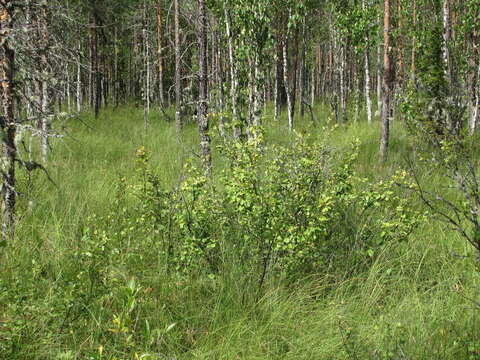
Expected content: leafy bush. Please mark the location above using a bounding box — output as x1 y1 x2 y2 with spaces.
83 132 421 287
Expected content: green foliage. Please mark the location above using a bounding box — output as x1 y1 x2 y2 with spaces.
460 0 480 35
2 107 479 359
400 22 480 256
401 20 466 140
89 130 421 285
416 24 447 98
336 0 379 51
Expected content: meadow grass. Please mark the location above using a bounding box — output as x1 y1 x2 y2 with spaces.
0 104 479 359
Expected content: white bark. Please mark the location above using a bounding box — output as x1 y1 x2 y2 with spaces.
224 5 240 138
253 55 263 128
274 56 280 121
365 48 372 124
376 35 382 116
311 61 315 108
0 1 17 241
283 40 294 131
174 0 182 134
248 55 254 128
66 64 71 113
470 61 480 134
77 43 82 113
216 31 226 136
144 25 151 131
442 0 452 84
354 72 360 123
114 26 119 107
363 0 372 124
40 76 50 162
339 44 346 122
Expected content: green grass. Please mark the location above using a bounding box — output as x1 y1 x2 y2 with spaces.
0 104 479 359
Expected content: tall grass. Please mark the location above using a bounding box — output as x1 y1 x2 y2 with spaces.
0 104 478 359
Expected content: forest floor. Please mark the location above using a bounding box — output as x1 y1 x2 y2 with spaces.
1 105 479 359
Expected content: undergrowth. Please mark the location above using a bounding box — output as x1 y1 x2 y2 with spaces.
0 105 478 359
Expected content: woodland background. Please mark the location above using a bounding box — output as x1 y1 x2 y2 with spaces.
0 0 480 359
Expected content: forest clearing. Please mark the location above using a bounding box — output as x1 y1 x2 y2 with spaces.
1 0 480 359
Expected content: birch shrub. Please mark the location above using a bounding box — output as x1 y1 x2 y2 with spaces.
83 132 421 282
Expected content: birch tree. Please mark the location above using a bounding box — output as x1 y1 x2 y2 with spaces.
0 0 17 242
363 0 372 125
156 0 165 107
224 3 240 138
175 0 183 135
380 0 393 163
442 0 452 86
197 0 211 174
37 0 51 161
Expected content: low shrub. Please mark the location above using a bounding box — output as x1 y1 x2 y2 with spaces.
83 131 422 289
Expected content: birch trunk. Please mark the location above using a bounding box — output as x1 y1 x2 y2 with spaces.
291 29 299 117
363 0 372 124
76 41 82 112
376 15 382 116
354 60 360 123
274 36 285 121
197 0 211 175
365 47 372 124
174 0 183 135
411 0 417 82
248 55 254 128
66 64 71 113
114 26 119 108
224 5 240 138
283 40 294 131
339 44 347 122
468 29 479 134
213 27 226 137
380 0 393 163
156 0 165 106
253 55 263 128
91 13 100 118
143 1 150 131
143 29 150 129
331 24 339 121
397 0 405 88
311 55 316 108
39 2 51 162
442 0 452 86
299 23 306 119
210 23 216 104
470 59 480 134
25 0 33 119
88 32 93 108
216 29 226 136
0 1 17 242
